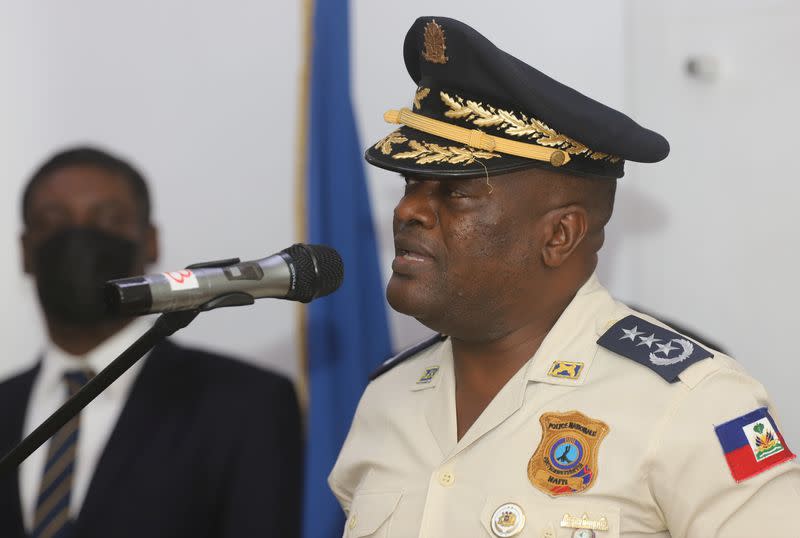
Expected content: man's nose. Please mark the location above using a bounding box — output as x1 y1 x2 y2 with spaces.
393 184 437 229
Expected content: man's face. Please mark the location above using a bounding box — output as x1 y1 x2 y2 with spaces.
387 170 552 339
22 164 156 275
21 164 158 326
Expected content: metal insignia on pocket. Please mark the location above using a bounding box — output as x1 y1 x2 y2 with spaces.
490 503 525 537
561 512 609 531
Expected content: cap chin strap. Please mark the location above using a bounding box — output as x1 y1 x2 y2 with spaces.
384 108 570 167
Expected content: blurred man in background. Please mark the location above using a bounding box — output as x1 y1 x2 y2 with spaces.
0 147 302 538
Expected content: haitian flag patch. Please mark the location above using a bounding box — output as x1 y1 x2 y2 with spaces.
714 407 795 482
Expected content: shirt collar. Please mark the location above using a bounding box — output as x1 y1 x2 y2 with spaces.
39 316 156 398
524 273 622 386
402 273 622 393
409 275 622 458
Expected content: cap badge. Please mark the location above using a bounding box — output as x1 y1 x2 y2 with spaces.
528 411 609 497
548 361 584 380
422 20 449 64
490 503 526 537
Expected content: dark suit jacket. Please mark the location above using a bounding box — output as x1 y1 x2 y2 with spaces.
0 340 302 538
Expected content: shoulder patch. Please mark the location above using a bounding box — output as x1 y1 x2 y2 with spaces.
596 314 712 383
715 407 796 482
369 333 446 381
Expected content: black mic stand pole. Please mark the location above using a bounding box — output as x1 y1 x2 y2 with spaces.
0 288 254 479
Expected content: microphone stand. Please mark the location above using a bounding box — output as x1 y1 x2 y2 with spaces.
0 258 255 479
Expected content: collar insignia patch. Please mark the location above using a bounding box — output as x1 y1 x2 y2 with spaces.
416 366 440 384
715 407 796 482
548 361 584 380
422 20 448 64
597 314 712 382
528 411 609 497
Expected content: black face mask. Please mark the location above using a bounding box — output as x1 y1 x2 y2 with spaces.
33 228 139 325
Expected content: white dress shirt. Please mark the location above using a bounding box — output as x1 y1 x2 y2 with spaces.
20 317 154 531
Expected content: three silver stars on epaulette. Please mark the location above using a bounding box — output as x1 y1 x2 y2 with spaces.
621 326 669 352
619 325 694 366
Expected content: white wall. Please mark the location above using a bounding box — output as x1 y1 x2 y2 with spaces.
1 0 796 446
609 0 800 446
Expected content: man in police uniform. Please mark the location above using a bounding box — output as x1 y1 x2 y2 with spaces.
329 17 800 537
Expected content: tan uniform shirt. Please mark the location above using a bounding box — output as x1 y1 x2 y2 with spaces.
329 275 800 537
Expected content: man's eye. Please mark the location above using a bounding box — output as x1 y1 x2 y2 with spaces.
446 187 467 198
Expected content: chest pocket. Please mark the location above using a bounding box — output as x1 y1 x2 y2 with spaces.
344 490 402 538
480 495 621 538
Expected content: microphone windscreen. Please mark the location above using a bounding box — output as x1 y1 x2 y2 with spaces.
281 244 344 302
308 244 344 298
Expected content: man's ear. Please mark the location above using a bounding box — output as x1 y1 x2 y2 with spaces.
540 205 588 268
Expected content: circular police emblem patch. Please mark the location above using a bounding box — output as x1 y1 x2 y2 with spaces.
549 437 584 472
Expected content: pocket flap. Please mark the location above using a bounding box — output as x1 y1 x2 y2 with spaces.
346 490 402 537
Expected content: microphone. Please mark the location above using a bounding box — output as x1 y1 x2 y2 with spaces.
105 244 343 316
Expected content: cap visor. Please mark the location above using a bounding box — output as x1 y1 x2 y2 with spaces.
365 126 544 179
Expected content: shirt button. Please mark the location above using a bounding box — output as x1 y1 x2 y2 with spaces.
438 470 455 486
348 514 357 529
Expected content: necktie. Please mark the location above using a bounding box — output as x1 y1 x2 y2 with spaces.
31 369 94 538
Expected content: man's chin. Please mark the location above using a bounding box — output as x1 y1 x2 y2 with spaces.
386 287 455 335
386 277 436 320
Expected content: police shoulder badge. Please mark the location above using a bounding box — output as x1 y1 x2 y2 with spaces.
528 411 609 496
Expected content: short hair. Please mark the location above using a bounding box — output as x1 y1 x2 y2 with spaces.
536 170 618 231
21 146 152 227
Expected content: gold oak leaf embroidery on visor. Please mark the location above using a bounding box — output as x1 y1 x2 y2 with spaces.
374 130 409 155
413 87 431 110
440 91 620 163
393 139 501 165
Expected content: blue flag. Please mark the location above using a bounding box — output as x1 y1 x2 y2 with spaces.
302 0 393 536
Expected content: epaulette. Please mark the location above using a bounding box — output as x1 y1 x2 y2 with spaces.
369 333 447 381
596 314 712 383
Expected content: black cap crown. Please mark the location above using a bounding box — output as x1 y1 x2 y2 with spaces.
366 17 669 179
